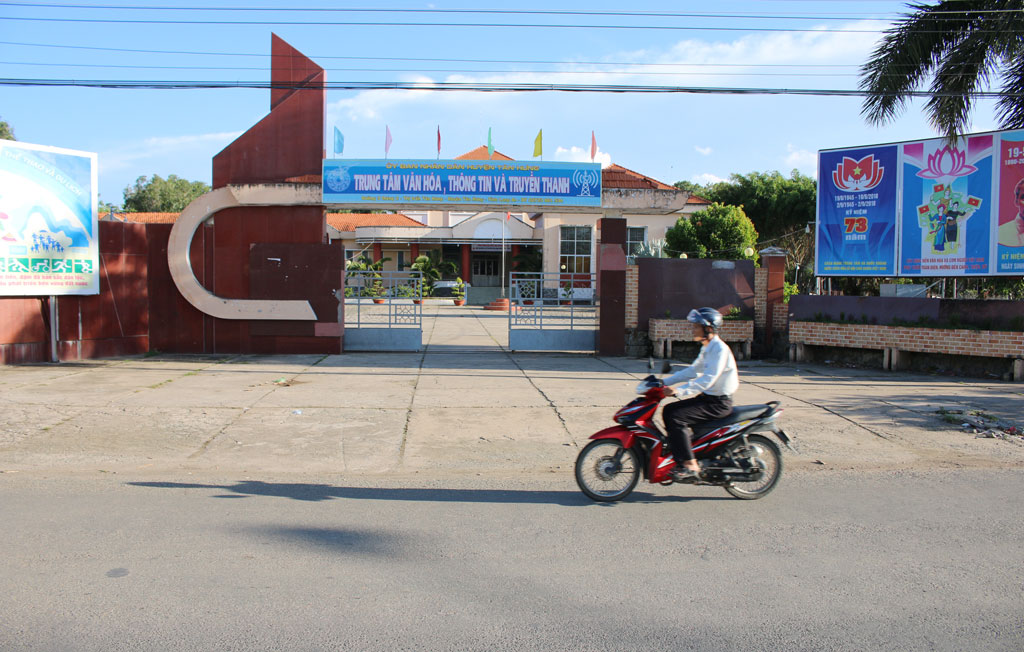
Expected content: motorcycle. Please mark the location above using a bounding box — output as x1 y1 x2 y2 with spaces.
574 362 794 502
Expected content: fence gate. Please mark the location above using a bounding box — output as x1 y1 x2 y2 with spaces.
343 271 423 351
509 271 597 352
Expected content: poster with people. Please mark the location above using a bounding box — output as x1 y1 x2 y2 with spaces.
0 141 98 296
996 129 1024 274
898 133 994 276
815 145 898 276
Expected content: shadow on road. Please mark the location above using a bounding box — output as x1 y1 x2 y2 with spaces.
127 480 729 506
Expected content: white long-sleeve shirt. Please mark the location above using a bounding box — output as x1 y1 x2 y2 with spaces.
662 335 739 398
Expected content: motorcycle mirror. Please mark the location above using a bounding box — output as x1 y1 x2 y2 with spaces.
660 359 672 375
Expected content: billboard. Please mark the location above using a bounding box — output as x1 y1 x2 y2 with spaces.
817 128 1024 277
0 140 98 295
323 159 602 208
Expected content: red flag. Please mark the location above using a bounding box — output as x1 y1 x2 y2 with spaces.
590 131 597 162
967 196 981 207
918 205 930 215
506 211 511 221
437 125 441 156
933 184 945 193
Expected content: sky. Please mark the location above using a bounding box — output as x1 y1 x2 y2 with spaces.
0 0 1006 207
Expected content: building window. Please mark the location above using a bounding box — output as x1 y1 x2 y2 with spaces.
627 226 647 257
559 225 592 274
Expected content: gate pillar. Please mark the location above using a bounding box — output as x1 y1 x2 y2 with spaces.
598 216 627 356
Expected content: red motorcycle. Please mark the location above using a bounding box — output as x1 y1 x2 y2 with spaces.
574 372 794 502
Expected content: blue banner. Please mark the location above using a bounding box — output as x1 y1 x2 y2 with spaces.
816 145 899 276
0 141 98 296
899 134 995 276
322 159 602 207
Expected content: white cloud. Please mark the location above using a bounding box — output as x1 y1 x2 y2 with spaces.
554 145 612 168
694 145 713 156
692 173 726 185
785 144 817 172
101 130 241 174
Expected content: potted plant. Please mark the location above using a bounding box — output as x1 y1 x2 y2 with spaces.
560 281 575 305
452 277 466 306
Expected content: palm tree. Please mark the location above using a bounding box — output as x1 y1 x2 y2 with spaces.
409 250 457 297
860 1 1024 140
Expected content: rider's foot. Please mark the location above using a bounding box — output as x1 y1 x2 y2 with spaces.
671 465 699 483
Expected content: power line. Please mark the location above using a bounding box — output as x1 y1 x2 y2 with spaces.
1 77 1017 98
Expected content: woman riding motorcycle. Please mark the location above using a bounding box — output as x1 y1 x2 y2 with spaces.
655 307 739 482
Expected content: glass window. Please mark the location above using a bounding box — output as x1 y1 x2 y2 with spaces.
559 225 592 275
627 226 647 256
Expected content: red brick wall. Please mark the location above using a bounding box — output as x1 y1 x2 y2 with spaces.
790 321 1024 358
650 318 753 343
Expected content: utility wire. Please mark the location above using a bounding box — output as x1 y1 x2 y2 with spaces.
1 78 1017 98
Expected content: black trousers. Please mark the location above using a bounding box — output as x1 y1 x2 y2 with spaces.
663 393 733 462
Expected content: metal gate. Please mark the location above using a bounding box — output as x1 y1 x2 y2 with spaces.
343 271 423 351
509 271 597 352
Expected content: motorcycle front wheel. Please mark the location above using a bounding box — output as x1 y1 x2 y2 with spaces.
723 434 782 500
574 440 641 502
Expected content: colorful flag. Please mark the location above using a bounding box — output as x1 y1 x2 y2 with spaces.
967 196 982 207
487 127 494 158
590 131 597 162
506 211 512 221
385 125 393 158
533 129 542 158
334 127 344 156
918 205 930 215
437 125 441 158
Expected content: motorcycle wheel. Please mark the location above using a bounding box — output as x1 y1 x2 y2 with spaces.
574 440 641 502
723 434 783 500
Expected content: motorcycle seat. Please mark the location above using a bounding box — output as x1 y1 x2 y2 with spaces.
694 404 769 431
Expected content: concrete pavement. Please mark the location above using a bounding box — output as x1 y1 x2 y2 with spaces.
2 303 1023 476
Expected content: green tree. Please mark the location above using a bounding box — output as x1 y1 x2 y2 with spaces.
409 250 457 296
860 1 1024 140
123 174 210 212
664 203 758 260
672 180 708 196
0 118 14 140
701 170 816 241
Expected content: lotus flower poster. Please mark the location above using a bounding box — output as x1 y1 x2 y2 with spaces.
899 134 993 276
817 128 1024 277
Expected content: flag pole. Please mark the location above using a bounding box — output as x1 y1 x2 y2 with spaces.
501 214 506 299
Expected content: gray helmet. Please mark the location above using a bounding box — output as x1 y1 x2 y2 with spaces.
687 307 723 332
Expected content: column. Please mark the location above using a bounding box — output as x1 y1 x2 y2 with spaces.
597 216 627 356
460 244 471 281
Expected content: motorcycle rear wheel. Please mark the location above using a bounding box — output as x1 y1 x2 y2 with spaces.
575 440 641 502
723 434 782 500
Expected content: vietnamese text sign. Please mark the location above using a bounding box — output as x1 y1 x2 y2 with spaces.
323 159 602 207
816 145 899 276
997 129 1024 274
0 141 98 295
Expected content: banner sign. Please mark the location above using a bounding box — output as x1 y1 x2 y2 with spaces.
817 128 1024 277
816 145 898 276
323 159 602 208
0 141 98 295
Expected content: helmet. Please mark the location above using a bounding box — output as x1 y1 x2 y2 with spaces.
687 307 723 332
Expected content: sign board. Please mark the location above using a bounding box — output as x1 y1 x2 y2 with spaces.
323 159 602 208
817 128 1024 277
0 140 98 295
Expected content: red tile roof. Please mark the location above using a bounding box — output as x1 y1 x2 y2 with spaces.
687 194 711 204
455 146 515 161
102 212 178 223
601 164 675 191
326 213 423 231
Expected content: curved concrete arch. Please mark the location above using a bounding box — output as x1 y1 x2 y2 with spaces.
167 184 322 320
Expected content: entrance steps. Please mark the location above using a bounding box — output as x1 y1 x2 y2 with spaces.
483 297 515 311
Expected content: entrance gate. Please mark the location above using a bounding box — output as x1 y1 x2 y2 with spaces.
343 271 423 351
509 272 597 352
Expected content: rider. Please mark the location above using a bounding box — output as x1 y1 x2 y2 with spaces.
659 307 739 482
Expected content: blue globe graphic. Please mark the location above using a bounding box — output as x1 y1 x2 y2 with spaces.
325 166 352 193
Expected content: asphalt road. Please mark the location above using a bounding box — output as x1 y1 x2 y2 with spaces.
2 468 1022 651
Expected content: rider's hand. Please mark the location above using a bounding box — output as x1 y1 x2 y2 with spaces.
663 386 675 396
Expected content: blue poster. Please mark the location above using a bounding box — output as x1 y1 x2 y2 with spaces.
816 145 898 276
899 134 994 276
0 141 98 296
323 159 602 207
